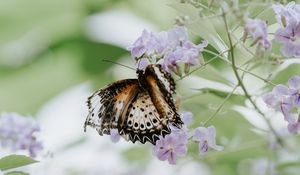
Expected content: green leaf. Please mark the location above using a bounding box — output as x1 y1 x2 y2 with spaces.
5 171 29 175
0 155 38 171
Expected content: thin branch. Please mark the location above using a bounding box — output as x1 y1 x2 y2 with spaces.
203 85 239 126
203 49 276 86
221 8 283 145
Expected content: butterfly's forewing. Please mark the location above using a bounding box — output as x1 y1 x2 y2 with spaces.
119 91 170 144
84 79 139 135
144 64 183 128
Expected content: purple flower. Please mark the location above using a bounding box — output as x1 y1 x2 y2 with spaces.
158 40 208 73
192 126 223 155
288 75 300 106
262 76 300 134
272 2 300 27
288 121 300 134
0 113 43 158
128 30 157 58
180 111 193 125
274 22 300 57
244 17 272 49
110 129 120 143
136 57 150 71
129 26 208 74
262 84 293 119
167 26 188 48
153 132 188 165
153 111 191 164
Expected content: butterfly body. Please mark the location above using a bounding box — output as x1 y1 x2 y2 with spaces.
84 64 183 144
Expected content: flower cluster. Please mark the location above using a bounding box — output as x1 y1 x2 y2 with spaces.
244 16 272 50
262 76 300 134
0 113 43 157
273 2 300 57
128 26 208 75
192 126 224 155
153 112 223 164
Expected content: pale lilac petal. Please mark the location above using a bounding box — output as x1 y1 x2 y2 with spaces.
167 26 188 46
110 129 120 143
273 2 300 26
274 27 292 42
280 97 294 116
210 144 224 151
136 58 150 71
283 113 297 124
282 42 298 57
180 112 193 125
154 31 169 54
245 17 271 49
197 40 208 50
174 145 187 156
274 21 300 57
288 76 300 90
287 122 300 134
128 30 157 58
157 149 170 161
168 152 177 165
261 39 272 50
193 127 207 141
273 84 289 95
207 126 217 145
153 133 187 165
193 126 223 154
262 92 278 107
199 141 209 155
0 113 43 158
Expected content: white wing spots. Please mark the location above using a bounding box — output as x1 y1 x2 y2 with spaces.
121 91 170 144
127 92 161 131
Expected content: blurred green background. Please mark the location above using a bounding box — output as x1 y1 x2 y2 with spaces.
0 0 177 114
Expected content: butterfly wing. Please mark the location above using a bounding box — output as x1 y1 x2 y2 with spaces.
144 64 183 128
84 79 139 135
85 64 182 145
119 91 170 144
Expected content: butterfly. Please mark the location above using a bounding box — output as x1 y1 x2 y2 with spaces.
84 64 183 144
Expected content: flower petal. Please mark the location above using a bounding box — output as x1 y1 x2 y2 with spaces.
288 76 300 90
110 129 121 143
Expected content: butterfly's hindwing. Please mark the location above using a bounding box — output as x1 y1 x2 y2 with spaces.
119 91 170 144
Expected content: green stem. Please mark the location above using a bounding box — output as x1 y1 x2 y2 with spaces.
203 49 276 86
203 85 238 126
221 8 283 146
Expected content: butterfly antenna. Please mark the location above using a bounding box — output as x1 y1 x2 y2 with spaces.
102 59 136 71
